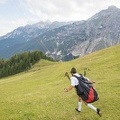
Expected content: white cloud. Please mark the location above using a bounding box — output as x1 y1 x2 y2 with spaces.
0 0 120 36
0 19 28 36
25 0 93 21
25 0 120 22
0 0 6 4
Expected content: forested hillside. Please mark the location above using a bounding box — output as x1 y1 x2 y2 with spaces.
0 51 54 78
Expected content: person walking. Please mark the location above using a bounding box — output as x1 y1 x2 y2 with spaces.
64 67 101 117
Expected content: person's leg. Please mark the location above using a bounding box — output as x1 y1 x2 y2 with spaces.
87 103 97 112
87 103 102 117
76 96 82 112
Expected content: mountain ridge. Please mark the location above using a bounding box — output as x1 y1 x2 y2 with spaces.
0 6 120 61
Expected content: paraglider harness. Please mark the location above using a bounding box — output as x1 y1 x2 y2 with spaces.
73 75 99 103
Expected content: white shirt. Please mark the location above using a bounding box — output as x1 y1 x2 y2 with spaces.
70 73 81 86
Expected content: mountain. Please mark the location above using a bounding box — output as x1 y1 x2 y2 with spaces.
0 21 72 59
72 5 120 57
0 6 120 61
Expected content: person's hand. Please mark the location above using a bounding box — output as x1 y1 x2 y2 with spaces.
64 88 68 92
65 72 70 80
65 72 69 77
91 80 96 83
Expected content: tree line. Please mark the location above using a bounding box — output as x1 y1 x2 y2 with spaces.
0 51 54 78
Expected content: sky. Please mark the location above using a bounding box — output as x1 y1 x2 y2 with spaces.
0 0 120 36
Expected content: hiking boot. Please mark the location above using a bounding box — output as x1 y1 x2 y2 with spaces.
97 108 102 117
75 108 81 113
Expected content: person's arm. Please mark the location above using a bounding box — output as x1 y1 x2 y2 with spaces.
90 80 96 83
65 72 70 80
84 76 95 83
64 85 74 92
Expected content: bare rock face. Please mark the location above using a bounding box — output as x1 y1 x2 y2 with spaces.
72 6 120 57
0 6 120 61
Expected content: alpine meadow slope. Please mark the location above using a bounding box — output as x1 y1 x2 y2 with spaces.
0 44 120 120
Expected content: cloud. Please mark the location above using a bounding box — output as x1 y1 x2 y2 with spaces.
25 0 94 21
0 0 6 4
0 18 29 36
24 0 120 22
0 0 120 36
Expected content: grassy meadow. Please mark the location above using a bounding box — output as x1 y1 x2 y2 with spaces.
0 44 120 120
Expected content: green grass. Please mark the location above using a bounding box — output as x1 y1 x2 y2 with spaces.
0 44 120 120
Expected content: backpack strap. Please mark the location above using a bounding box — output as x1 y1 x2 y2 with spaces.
73 75 92 85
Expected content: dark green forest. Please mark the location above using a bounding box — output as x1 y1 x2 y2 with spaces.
0 51 54 78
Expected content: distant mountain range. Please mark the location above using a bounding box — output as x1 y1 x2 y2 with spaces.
0 5 120 61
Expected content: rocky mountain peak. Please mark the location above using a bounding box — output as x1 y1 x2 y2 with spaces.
108 5 118 10
88 5 120 21
0 6 120 61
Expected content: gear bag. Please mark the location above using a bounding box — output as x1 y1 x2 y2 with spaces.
73 75 99 103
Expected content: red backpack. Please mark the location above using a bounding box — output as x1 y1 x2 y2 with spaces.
73 75 99 103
